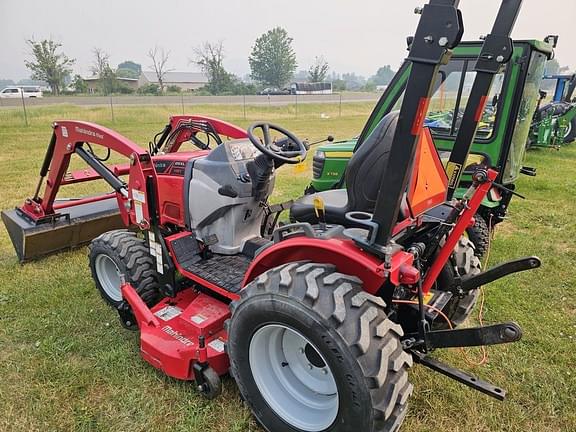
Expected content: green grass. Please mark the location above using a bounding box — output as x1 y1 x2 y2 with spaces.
1 103 575 431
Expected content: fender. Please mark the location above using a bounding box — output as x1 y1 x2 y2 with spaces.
242 236 415 295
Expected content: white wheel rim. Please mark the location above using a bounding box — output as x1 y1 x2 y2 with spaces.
94 254 122 301
249 324 339 431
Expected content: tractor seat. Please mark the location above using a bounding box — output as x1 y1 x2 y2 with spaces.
290 111 407 226
290 189 350 225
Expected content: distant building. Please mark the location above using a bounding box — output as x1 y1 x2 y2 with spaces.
83 76 139 94
138 71 209 91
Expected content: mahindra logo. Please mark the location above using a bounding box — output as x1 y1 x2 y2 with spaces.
161 325 194 347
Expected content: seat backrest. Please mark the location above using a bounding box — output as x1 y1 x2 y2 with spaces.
345 111 399 212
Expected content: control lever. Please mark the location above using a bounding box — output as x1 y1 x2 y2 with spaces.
313 197 327 231
492 182 525 199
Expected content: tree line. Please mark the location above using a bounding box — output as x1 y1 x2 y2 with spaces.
22 27 398 96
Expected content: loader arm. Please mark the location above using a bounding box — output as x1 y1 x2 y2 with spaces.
24 120 148 220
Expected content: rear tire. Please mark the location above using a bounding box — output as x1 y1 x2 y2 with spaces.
227 262 413 432
89 230 159 308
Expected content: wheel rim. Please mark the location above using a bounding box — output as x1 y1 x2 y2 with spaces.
249 324 338 431
94 254 122 301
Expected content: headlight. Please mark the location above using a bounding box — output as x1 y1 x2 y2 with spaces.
312 151 326 179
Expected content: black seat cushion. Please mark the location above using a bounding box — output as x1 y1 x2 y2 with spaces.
290 189 349 225
290 111 400 225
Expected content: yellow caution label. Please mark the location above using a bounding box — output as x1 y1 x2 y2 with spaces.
445 162 462 188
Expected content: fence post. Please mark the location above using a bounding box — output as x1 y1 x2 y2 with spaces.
295 93 298 119
243 93 247 120
181 93 185 115
109 95 115 123
21 91 29 126
339 92 342 117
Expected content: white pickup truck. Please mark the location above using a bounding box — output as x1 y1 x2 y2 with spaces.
0 86 43 98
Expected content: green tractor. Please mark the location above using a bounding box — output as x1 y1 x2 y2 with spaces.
528 72 576 148
305 38 554 256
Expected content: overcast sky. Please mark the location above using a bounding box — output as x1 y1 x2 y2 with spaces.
1 0 575 82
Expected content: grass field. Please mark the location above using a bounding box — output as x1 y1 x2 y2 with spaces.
0 103 575 432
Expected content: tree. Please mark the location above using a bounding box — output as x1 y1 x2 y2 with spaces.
71 74 88 93
370 65 395 86
24 38 75 95
249 27 297 87
91 48 117 95
117 60 142 78
308 56 329 83
193 41 233 95
148 47 172 93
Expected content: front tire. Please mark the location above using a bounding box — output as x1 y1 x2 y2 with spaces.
227 262 413 432
89 230 159 308
466 214 490 258
436 237 482 327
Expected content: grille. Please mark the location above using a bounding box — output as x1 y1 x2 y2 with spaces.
312 154 325 179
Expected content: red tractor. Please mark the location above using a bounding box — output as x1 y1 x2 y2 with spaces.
2 1 541 431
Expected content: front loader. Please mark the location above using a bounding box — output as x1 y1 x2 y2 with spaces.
2 1 543 431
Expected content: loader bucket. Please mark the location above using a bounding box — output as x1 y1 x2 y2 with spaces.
1 197 124 263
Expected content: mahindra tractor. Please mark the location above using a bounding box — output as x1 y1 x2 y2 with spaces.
2 1 543 431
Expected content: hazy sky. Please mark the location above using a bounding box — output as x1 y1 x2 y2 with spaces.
1 0 575 81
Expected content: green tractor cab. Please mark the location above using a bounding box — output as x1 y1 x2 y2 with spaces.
307 39 554 243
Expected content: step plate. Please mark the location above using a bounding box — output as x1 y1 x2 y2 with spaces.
183 254 251 293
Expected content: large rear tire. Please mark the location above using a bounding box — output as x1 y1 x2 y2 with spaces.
227 262 413 432
89 230 159 308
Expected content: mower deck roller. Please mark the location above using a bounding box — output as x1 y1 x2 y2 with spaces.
2 197 123 262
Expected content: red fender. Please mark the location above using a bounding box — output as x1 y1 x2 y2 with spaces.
242 236 388 294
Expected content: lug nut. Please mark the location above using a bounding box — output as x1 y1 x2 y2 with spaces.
438 37 448 47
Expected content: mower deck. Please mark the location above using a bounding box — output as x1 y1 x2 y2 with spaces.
123 284 230 380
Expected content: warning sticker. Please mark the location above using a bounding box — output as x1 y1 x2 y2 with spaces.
208 338 226 353
154 305 182 321
445 162 462 189
190 314 207 324
132 189 146 203
134 201 144 224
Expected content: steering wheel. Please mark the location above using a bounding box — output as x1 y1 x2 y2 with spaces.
247 122 307 164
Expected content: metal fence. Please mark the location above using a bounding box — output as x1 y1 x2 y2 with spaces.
0 92 381 126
